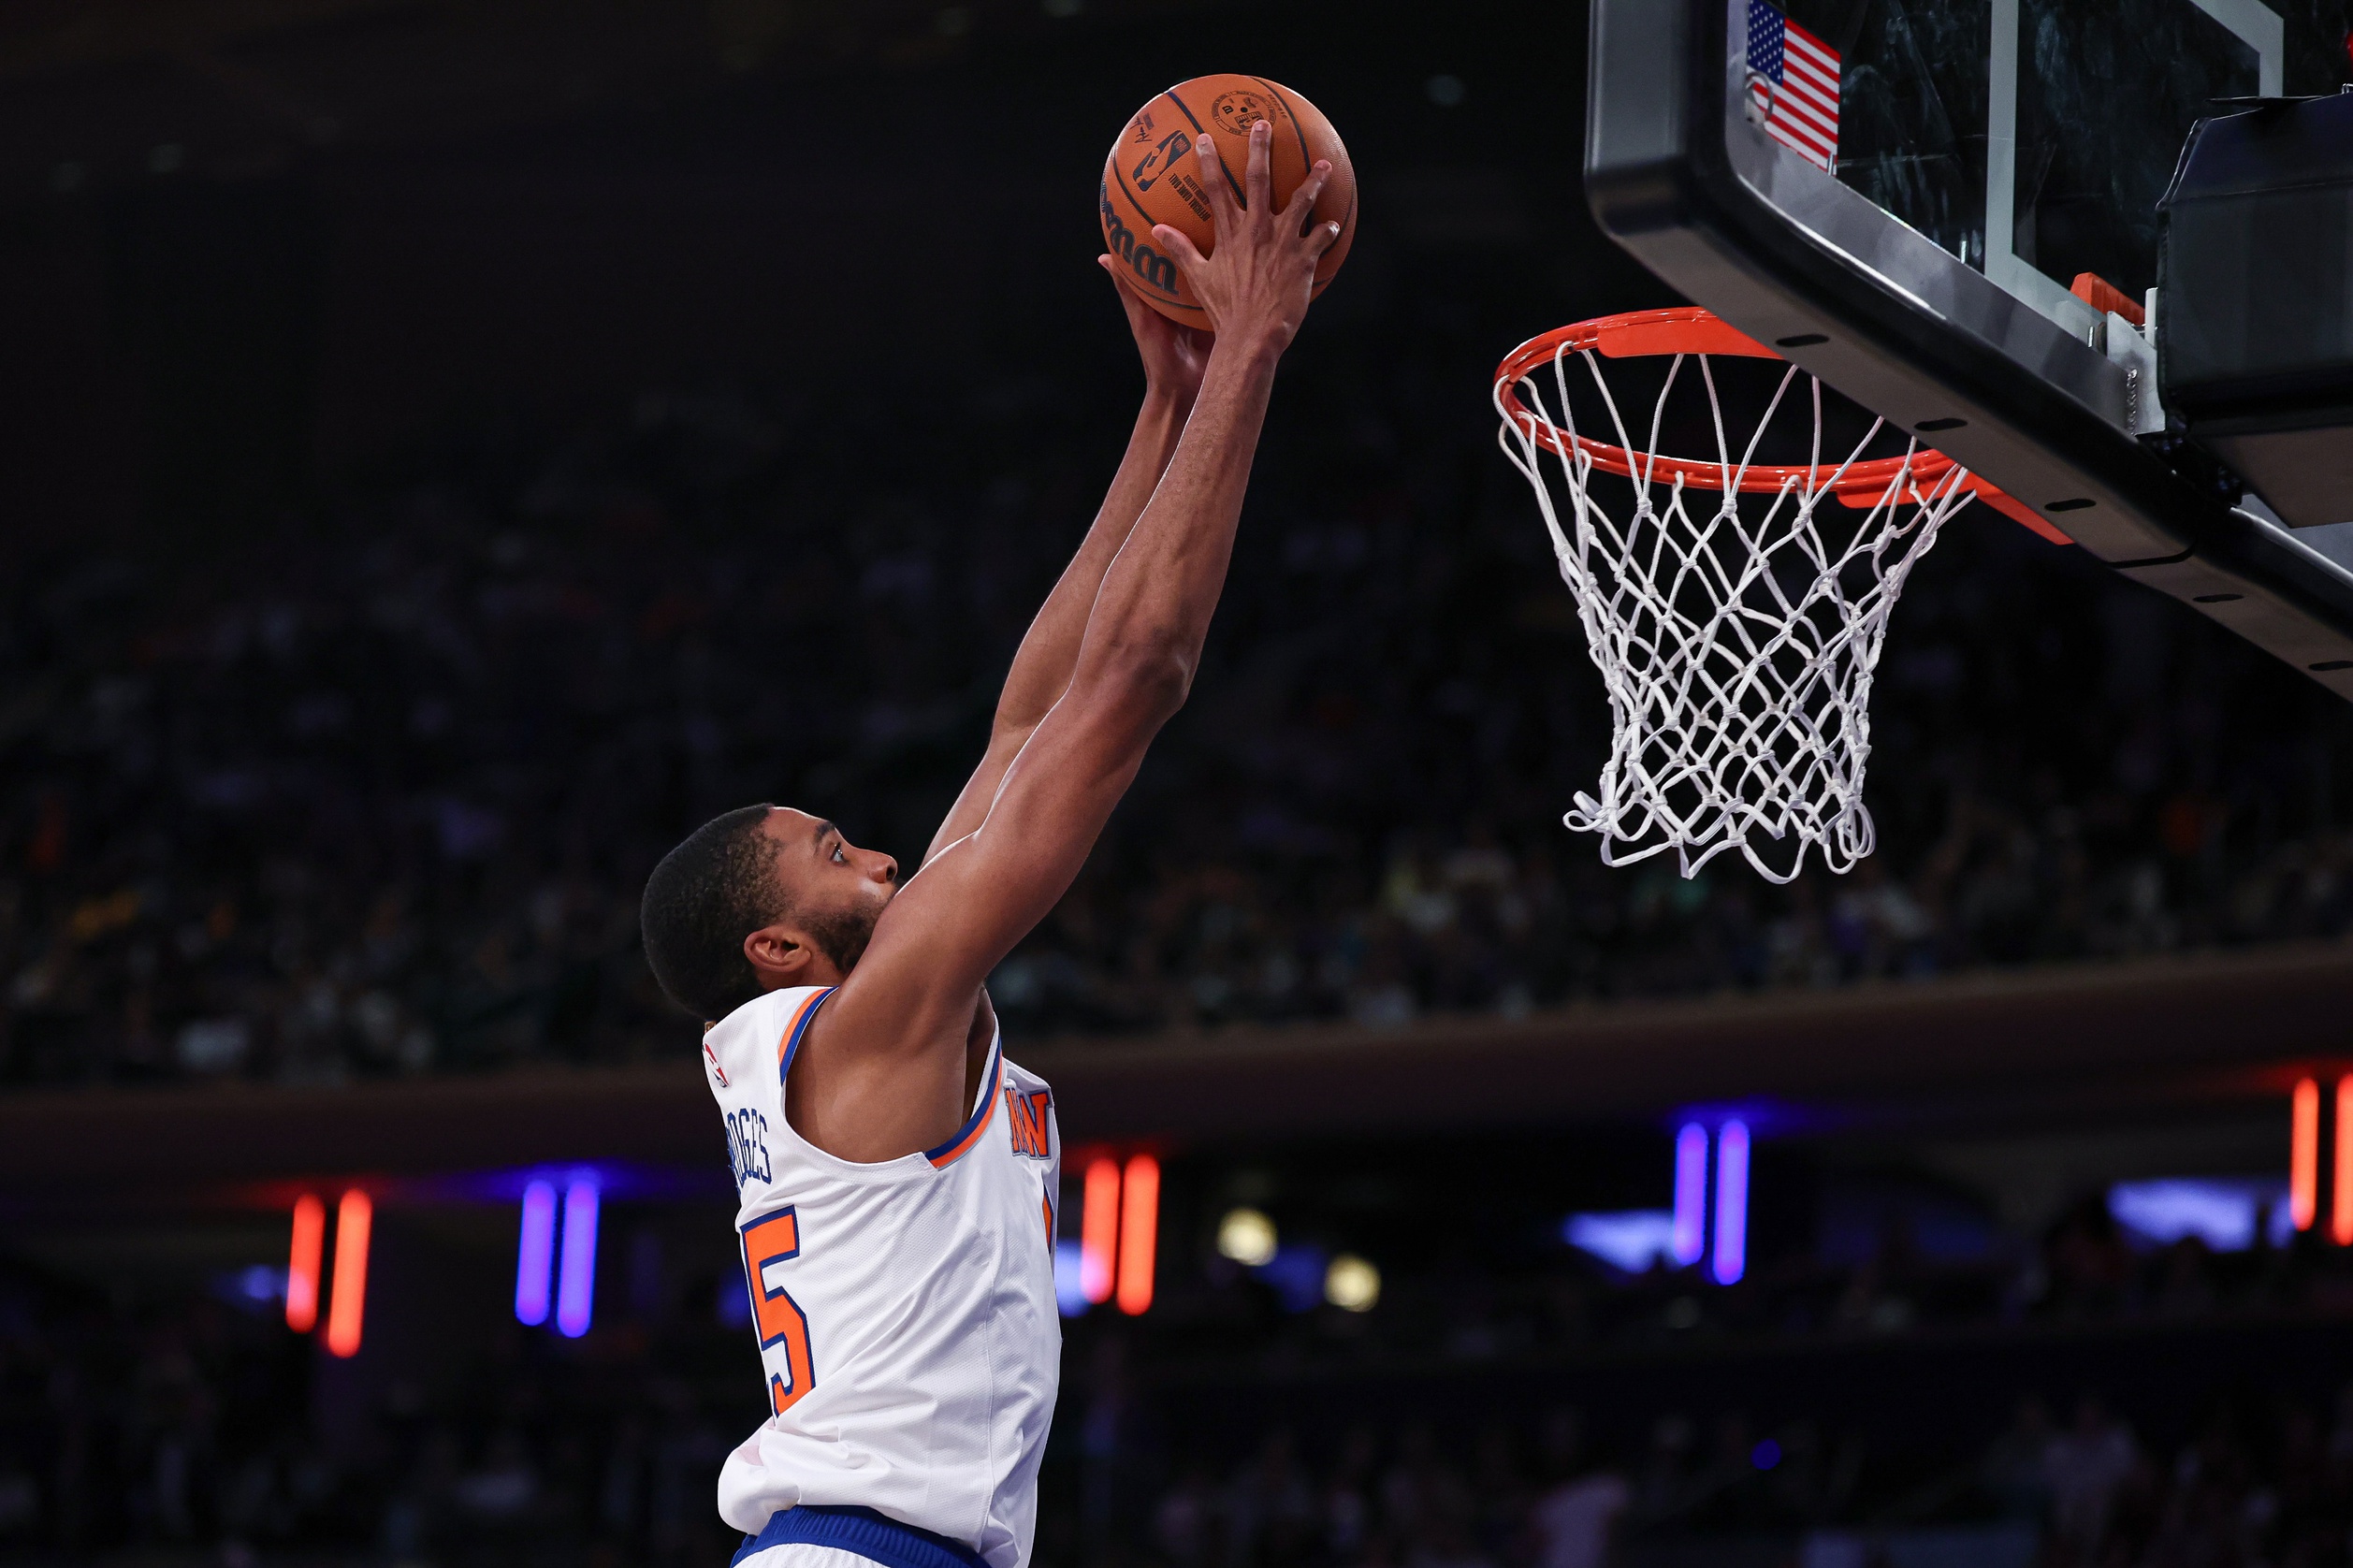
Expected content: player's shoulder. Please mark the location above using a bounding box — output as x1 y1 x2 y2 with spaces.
999 1052 1053 1098
702 985 832 1093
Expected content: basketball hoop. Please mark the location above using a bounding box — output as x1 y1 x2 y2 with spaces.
1493 307 2038 884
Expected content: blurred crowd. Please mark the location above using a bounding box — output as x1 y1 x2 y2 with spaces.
0 1254 757 1568
7 313 2353 1084
2 1189 2350 1568
1117 1209 2353 1568
1144 1191 2353 1378
1132 1387 2353 1568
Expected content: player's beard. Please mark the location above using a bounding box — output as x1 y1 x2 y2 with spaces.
803 899 880 975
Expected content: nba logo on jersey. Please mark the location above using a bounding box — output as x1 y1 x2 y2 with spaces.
1004 1089 1052 1159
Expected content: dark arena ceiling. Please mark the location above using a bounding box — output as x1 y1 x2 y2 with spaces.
0 0 1216 197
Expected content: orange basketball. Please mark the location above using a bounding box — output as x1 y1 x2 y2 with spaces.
1099 74 1358 328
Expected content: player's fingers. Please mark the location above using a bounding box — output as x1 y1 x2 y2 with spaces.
1194 133 1234 232
1306 219 1344 259
1284 160 1332 213
1151 224 1209 274
1243 121 1273 222
1285 160 1333 231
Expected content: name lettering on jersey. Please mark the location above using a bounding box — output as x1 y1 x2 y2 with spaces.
1004 1088 1053 1160
725 1107 773 1189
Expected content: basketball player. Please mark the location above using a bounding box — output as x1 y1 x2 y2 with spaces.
638 123 1339 1568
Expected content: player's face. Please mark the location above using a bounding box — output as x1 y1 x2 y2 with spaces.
764 807 898 974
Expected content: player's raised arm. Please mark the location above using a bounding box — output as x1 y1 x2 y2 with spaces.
921 266 1211 869
789 121 1340 1162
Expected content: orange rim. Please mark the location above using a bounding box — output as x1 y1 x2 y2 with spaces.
1493 306 1966 506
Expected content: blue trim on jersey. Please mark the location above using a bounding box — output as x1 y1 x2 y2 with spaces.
777 987 836 1082
922 1033 1003 1165
732 1505 986 1568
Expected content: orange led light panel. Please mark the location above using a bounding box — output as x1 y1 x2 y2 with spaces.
2292 1078 2320 1232
1115 1154 1159 1316
324 1189 372 1358
1080 1157 1120 1305
285 1194 325 1333
2335 1076 2353 1246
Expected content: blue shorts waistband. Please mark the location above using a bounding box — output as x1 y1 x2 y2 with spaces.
733 1505 987 1568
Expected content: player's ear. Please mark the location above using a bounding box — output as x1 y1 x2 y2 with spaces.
743 923 814 987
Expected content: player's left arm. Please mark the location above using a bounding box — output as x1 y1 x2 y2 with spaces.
921 265 1211 868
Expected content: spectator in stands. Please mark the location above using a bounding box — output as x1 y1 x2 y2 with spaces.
2043 1395 2141 1565
1983 1396 2055 1523
1528 1413 1628 1568
1153 1459 1223 1568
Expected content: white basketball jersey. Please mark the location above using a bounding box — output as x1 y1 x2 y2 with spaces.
702 985 1063 1568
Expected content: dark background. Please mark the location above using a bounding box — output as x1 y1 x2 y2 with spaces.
3 3 2353 1567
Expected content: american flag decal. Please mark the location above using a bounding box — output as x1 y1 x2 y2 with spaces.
1746 0 1840 173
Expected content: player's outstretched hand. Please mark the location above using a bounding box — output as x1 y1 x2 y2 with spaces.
1099 255 1212 402
1150 120 1339 359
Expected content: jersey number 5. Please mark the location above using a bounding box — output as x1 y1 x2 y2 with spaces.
740 1208 816 1415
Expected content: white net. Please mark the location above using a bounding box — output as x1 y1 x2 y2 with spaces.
1494 331 1977 884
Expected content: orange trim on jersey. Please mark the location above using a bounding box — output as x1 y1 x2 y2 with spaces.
924 1038 1004 1169
775 987 835 1081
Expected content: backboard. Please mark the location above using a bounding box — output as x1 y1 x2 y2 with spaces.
1585 0 2353 698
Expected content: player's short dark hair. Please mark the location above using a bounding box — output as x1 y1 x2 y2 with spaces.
640 804 790 1022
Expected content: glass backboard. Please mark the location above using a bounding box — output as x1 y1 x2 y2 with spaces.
1582 0 2353 699
1777 0 2279 332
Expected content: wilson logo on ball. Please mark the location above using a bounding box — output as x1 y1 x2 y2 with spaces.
1098 182 1180 295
